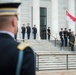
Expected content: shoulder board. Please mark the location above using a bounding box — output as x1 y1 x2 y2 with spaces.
17 42 30 50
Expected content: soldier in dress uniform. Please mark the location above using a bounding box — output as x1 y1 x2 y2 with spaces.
32 25 37 39
47 27 51 40
68 29 71 47
26 23 31 39
21 24 26 41
63 28 68 47
0 2 35 75
59 28 64 47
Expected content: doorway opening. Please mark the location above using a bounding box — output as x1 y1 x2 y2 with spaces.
40 7 47 39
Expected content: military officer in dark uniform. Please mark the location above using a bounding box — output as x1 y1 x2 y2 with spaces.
59 28 64 47
21 24 26 41
63 28 68 47
0 2 35 75
32 25 37 39
47 27 51 40
26 23 31 39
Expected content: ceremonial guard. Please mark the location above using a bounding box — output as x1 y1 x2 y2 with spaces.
63 28 68 47
47 27 51 40
32 25 37 39
26 23 31 39
0 2 35 75
21 24 26 41
59 28 64 47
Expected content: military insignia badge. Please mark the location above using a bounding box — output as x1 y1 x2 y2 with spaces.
17 42 29 50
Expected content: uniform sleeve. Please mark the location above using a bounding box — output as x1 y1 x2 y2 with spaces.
21 47 36 75
74 36 75 43
36 28 37 33
59 32 60 36
30 27 31 32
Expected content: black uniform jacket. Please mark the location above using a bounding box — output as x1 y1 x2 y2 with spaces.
59 31 64 39
32 27 37 34
21 27 25 33
0 33 35 75
26 26 31 34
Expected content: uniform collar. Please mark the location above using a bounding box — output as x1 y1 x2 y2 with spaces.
0 30 14 38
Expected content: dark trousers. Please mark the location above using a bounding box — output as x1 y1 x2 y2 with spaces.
27 33 30 39
34 33 36 39
48 34 50 40
69 40 71 47
70 42 74 51
22 33 25 40
64 37 67 47
61 38 64 47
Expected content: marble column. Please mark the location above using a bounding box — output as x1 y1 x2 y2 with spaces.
33 0 40 39
51 0 58 39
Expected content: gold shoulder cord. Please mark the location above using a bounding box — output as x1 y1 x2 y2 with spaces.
17 42 30 50
16 42 30 75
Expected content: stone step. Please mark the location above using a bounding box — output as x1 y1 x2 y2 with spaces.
36 70 76 75
17 39 76 70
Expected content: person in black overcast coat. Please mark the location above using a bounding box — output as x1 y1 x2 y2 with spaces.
0 2 35 75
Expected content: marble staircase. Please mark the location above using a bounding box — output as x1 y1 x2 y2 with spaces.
17 39 76 71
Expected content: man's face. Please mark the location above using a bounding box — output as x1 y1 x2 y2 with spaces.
71 31 74 35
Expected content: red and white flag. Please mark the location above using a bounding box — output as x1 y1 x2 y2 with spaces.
66 11 76 23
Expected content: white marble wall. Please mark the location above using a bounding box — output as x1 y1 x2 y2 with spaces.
33 0 40 39
74 0 76 34
58 0 68 30
57 0 68 39
19 0 33 39
51 0 58 39
1 0 76 39
75 0 76 18
20 0 51 39
20 0 32 26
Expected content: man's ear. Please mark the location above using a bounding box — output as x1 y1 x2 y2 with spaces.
12 16 18 27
